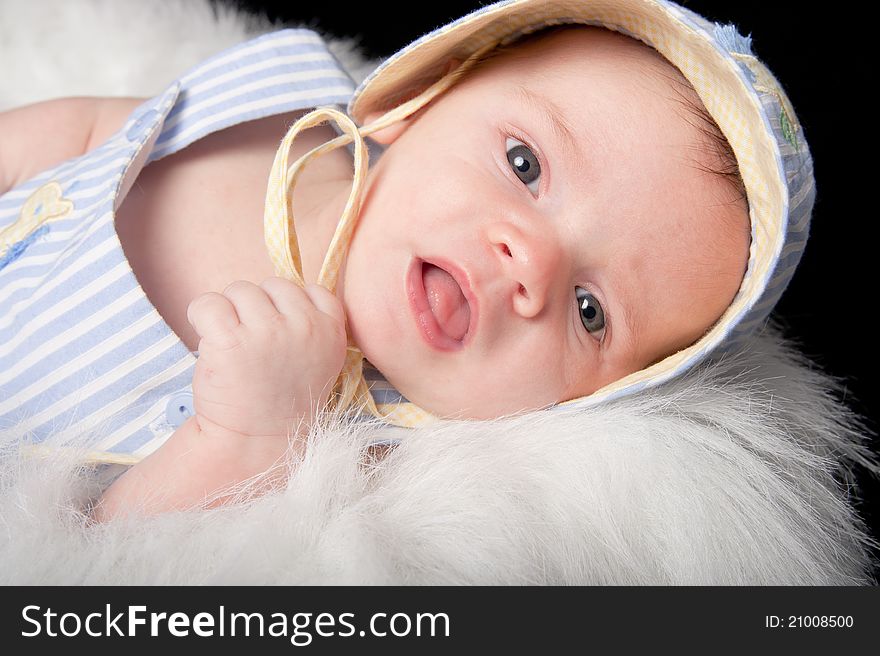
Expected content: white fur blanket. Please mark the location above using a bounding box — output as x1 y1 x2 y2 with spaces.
1 0 876 585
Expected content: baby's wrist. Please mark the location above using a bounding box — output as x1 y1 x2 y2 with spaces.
188 415 303 475
193 413 294 443
93 416 304 520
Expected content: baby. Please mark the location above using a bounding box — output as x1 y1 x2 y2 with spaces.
0 0 808 520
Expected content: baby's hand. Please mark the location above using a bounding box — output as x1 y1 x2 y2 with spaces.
186 278 347 441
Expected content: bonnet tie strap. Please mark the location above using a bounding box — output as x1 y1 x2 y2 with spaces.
262 42 497 427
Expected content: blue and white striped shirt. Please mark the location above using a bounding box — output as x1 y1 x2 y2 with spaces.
0 29 359 463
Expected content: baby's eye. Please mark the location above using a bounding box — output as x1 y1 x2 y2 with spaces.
576 286 606 341
505 137 541 195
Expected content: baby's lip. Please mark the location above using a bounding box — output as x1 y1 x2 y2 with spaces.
406 257 479 351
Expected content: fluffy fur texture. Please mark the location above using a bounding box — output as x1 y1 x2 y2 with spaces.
0 0 380 111
0 0 877 584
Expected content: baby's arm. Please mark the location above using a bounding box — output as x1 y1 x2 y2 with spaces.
0 97 144 194
92 278 348 520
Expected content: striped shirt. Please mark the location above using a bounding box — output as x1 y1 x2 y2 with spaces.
0 29 360 464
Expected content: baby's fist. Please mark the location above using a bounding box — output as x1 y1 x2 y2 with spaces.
187 278 347 441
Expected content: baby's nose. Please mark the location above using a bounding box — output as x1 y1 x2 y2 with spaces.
486 222 560 318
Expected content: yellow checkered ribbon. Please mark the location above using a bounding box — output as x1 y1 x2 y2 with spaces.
263 107 378 419
263 43 496 427
262 43 499 428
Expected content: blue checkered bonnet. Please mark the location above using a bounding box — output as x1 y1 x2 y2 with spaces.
347 0 815 411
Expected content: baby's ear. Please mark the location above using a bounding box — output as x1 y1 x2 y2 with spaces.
359 56 463 145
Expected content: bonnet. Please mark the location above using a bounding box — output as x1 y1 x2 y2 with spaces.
264 0 815 424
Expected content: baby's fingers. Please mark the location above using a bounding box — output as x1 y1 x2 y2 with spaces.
222 280 279 325
260 278 345 328
187 292 241 348
258 276 310 317
303 283 345 327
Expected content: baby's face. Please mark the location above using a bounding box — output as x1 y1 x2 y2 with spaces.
338 27 749 419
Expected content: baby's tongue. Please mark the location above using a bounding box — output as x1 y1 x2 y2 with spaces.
423 263 470 341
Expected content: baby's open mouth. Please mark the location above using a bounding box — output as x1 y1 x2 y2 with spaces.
422 262 471 342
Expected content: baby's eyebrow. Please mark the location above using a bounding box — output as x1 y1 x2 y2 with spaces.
513 85 586 172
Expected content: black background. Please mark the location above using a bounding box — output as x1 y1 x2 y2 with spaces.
225 0 879 563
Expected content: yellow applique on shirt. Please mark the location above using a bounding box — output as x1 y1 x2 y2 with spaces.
0 182 74 259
